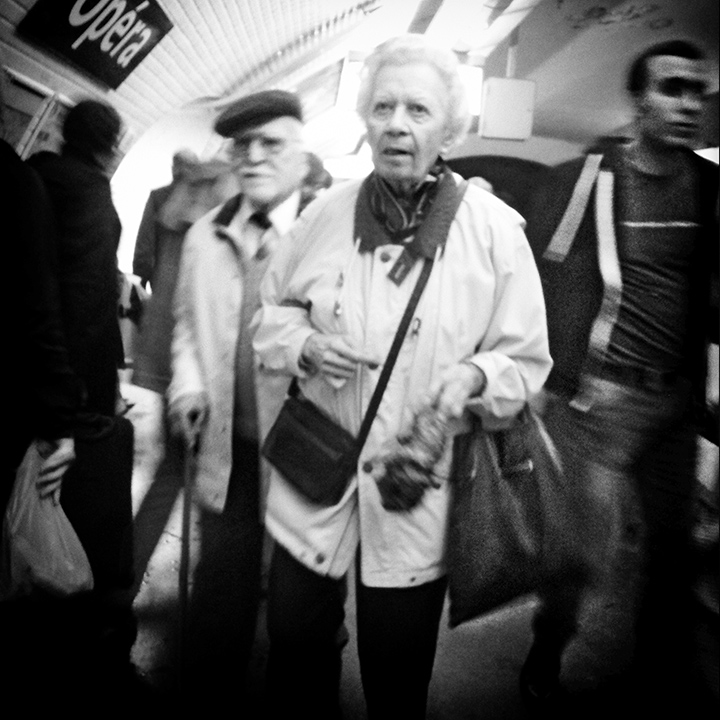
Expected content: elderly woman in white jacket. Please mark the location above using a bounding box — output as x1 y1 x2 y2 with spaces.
253 34 552 720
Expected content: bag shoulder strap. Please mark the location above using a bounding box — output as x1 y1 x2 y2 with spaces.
355 179 468 450
356 257 433 448
542 154 603 263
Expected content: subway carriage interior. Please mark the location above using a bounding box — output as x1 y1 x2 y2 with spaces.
2 0 718 717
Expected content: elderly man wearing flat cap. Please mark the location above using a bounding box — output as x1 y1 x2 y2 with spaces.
167 89 311 702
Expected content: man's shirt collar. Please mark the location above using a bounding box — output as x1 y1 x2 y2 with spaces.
214 191 301 256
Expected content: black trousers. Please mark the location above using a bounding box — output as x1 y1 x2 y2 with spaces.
266 543 447 720
184 435 264 707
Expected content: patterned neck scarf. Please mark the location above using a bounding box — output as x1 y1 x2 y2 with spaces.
369 158 445 241
355 158 459 260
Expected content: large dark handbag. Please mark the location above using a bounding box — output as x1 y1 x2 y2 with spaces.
446 406 591 628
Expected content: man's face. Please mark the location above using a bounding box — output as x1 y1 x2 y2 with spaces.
636 54 709 150
229 116 308 210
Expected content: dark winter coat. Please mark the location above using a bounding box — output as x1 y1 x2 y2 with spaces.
28 148 124 417
4 139 80 512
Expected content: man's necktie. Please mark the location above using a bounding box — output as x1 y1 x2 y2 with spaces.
248 211 272 259
249 211 272 230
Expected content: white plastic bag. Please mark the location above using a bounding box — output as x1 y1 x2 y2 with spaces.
0 442 94 599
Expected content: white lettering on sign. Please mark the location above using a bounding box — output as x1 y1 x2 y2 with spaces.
69 0 153 68
69 0 113 25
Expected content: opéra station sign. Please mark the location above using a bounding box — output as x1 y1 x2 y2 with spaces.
18 0 173 90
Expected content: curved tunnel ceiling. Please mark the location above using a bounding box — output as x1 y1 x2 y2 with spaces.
2 0 718 153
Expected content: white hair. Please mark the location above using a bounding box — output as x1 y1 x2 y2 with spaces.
355 34 471 152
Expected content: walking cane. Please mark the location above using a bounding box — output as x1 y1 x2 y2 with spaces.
177 433 197 690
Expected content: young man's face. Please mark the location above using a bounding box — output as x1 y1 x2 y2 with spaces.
636 54 709 150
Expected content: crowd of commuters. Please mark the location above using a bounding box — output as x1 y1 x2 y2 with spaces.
1 30 716 720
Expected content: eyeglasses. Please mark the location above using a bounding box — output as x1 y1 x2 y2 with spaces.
230 133 288 159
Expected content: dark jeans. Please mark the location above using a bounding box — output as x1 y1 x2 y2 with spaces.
532 375 698 701
266 543 447 720
184 435 264 706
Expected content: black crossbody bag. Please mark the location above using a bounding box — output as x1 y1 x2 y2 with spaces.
261 258 434 506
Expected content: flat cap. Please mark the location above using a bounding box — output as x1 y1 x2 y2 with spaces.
214 89 303 137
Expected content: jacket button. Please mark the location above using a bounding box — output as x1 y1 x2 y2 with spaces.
362 461 373 474
380 251 391 262
315 553 326 564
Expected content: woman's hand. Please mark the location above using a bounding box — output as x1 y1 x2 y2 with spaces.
427 362 487 420
301 332 379 388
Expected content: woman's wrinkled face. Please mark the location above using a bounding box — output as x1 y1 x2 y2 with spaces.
365 62 453 195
